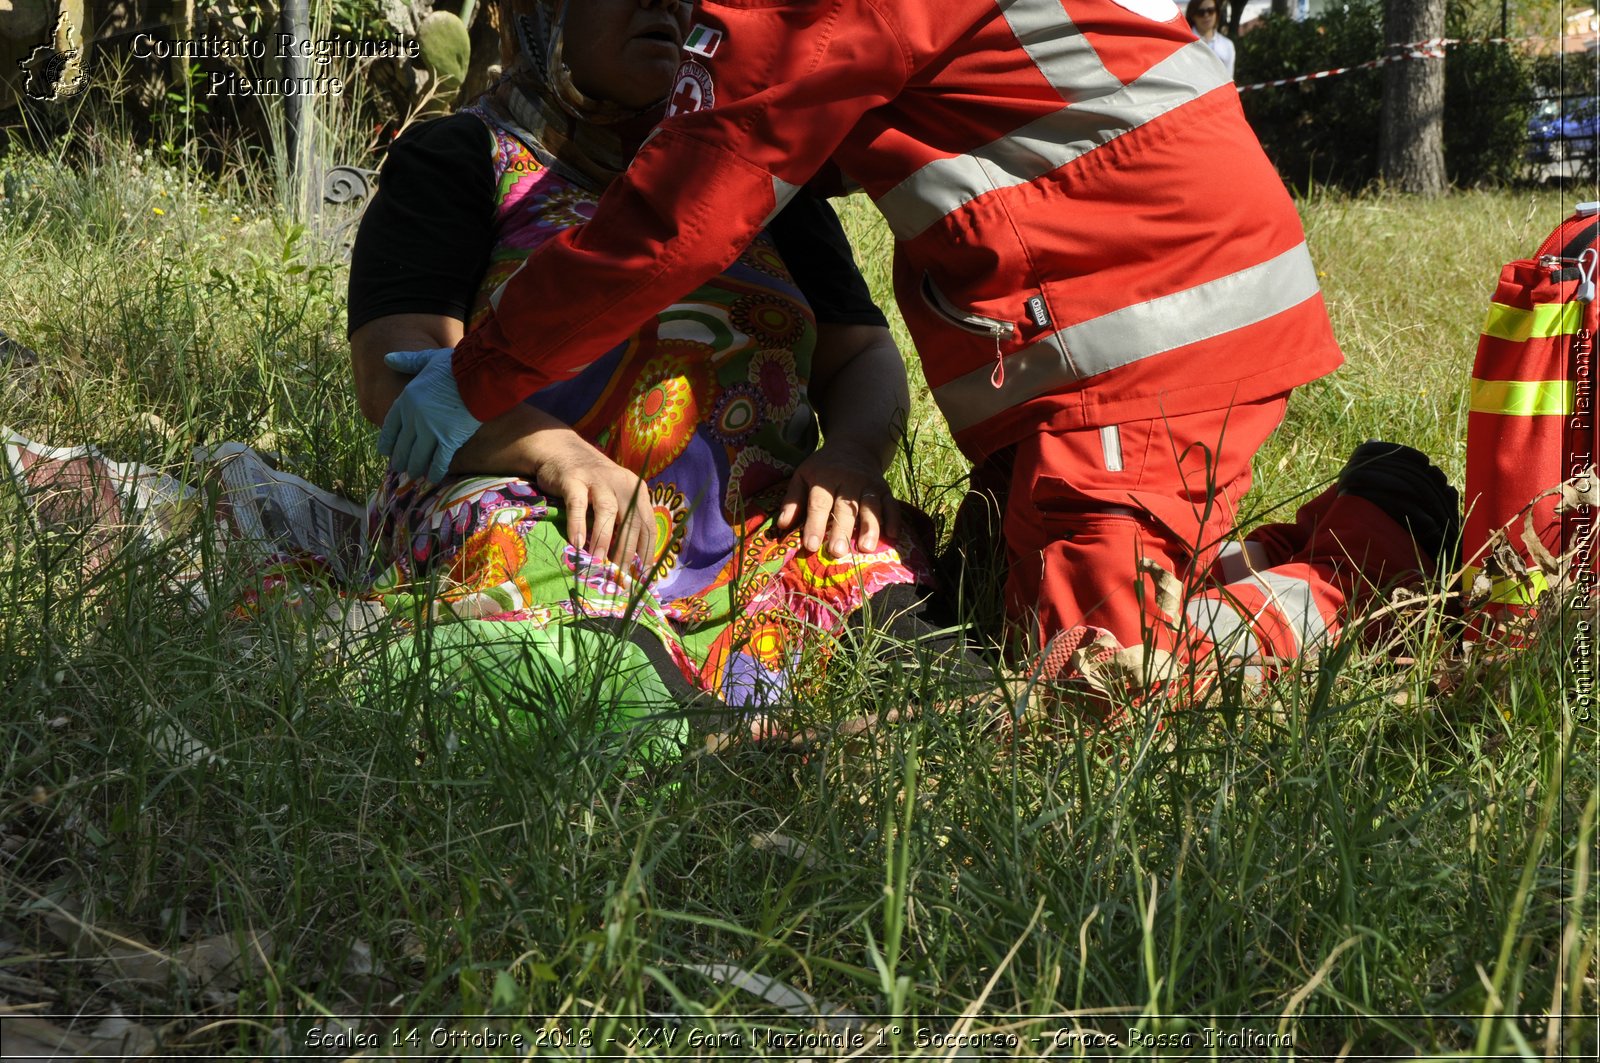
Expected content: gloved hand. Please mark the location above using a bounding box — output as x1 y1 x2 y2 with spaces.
377 348 484 483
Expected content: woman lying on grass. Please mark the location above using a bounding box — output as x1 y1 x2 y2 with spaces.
348 0 958 739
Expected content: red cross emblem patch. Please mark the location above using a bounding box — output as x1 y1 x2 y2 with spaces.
666 60 714 118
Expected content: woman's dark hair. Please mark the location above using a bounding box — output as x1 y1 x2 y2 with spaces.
1185 0 1221 26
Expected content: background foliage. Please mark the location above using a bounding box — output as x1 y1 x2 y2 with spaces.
4 0 1584 196
1236 0 1550 191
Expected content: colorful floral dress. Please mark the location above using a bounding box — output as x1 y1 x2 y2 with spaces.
364 106 923 711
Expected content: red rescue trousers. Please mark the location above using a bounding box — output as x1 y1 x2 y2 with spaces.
957 395 1430 680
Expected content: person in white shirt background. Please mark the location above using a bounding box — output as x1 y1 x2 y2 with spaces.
1186 0 1236 79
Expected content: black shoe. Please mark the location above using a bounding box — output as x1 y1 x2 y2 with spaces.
1336 441 1461 567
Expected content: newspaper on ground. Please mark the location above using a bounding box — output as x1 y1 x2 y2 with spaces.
2 428 367 580
195 441 366 578
2 428 198 574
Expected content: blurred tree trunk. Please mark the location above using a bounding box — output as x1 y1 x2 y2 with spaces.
1270 0 1290 16
171 0 194 87
1379 0 1446 194
461 0 501 103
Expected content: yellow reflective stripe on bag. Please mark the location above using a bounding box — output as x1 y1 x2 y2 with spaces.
1468 378 1575 416
1481 300 1584 342
1463 564 1551 606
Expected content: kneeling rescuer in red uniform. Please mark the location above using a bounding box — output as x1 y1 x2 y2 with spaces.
380 0 1448 692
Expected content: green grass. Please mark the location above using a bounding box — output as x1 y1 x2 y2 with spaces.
0 140 1594 1059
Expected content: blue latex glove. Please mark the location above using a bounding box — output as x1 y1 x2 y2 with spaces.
377 348 484 483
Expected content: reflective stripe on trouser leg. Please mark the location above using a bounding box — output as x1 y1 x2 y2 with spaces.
1100 425 1123 472
1212 540 1272 585
1184 567 1337 662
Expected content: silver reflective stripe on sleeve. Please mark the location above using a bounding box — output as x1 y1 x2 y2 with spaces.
1185 570 1326 660
998 0 1112 100
761 176 802 227
1247 570 1327 654
876 42 1228 240
1213 540 1272 585
931 243 1321 434
1184 596 1260 659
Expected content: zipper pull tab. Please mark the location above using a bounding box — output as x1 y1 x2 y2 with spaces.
1578 247 1598 303
989 329 1005 388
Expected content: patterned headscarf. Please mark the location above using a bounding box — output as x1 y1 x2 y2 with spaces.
488 0 667 189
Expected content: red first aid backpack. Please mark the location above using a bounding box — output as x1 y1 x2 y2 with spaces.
1462 202 1598 640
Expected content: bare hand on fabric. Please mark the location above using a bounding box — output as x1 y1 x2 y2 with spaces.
775 440 899 558
527 431 656 573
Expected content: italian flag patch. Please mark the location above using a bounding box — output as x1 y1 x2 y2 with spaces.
683 24 723 58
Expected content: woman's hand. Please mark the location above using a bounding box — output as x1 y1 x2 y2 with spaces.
778 322 909 557
352 315 654 570
776 440 899 557
527 431 656 572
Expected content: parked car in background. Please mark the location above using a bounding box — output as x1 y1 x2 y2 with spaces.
1528 94 1600 162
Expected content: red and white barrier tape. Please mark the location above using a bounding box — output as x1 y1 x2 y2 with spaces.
1236 35 1555 93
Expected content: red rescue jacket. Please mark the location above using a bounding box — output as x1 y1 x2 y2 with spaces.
452 0 1343 460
